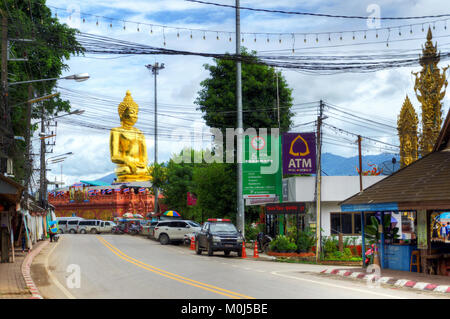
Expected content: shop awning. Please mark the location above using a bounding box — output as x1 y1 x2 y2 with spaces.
0 174 24 207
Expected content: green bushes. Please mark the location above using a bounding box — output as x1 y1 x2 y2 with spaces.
297 228 316 252
269 235 297 252
322 236 362 261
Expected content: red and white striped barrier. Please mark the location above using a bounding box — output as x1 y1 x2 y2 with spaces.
21 241 49 299
320 268 450 294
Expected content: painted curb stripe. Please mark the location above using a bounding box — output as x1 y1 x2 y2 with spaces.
412 282 428 290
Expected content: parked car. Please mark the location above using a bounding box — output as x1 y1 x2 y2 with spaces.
195 218 244 256
154 220 202 245
77 220 103 234
57 217 84 234
100 221 116 233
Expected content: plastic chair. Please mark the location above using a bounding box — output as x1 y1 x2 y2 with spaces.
410 250 420 272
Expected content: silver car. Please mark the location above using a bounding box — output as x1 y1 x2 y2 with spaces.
154 220 202 245
77 220 103 234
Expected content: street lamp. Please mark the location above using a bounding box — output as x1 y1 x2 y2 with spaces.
9 73 90 86
145 62 165 216
44 152 74 200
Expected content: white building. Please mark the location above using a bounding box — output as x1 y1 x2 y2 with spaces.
283 175 386 237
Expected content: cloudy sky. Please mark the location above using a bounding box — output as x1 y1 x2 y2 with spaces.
37 0 450 188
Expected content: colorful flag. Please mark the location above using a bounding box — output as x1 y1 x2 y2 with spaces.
106 189 112 194
139 187 145 193
187 192 197 206
123 188 130 193
88 189 96 196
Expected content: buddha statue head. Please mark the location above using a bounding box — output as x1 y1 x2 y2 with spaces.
118 90 139 127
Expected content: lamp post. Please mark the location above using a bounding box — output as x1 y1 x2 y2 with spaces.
24 73 89 208
9 73 90 86
145 62 165 215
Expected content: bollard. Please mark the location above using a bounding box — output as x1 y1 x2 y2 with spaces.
241 241 247 258
253 241 259 258
190 236 196 250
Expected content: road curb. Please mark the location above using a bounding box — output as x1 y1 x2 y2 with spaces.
21 240 49 299
320 268 450 294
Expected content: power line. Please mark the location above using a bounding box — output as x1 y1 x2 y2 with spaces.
186 0 450 20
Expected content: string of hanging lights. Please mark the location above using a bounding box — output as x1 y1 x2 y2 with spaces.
45 4 450 49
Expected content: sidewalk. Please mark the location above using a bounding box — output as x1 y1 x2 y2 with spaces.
0 240 48 299
320 267 450 294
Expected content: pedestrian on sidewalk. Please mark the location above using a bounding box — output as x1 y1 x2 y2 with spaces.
21 234 26 253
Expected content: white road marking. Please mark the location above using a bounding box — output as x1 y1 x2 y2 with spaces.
271 270 405 299
44 237 76 299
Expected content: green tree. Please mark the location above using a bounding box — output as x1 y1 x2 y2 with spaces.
195 48 294 134
192 163 236 221
1 1 84 184
194 49 294 226
159 159 194 218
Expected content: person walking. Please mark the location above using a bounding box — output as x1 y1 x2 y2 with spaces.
21 234 26 253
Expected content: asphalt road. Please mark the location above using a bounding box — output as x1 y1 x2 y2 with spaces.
33 234 449 299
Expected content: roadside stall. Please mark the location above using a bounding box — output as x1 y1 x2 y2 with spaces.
340 111 450 275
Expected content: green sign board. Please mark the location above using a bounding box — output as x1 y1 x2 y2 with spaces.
242 134 282 202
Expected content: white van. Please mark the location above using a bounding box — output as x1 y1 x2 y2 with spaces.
57 217 84 234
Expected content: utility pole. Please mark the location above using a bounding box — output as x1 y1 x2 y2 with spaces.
315 100 324 262
1 13 8 132
275 71 280 129
236 0 245 237
39 103 46 207
24 85 33 195
146 62 165 216
358 135 363 191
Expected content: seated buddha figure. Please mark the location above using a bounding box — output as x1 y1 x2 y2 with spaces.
110 90 150 182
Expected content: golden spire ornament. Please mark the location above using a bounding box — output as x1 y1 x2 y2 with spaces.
397 95 419 168
412 27 449 157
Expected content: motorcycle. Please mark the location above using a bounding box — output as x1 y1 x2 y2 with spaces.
129 224 140 235
256 232 272 253
111 226 124 234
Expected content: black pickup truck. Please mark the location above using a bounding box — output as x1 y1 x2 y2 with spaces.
195 219 244 257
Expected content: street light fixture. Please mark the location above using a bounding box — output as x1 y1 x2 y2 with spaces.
43 152 73 200
9 73 90 86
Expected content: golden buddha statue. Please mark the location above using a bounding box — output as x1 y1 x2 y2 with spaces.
110 90 150 182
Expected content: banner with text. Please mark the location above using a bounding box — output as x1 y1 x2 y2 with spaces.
282 132 316 175
243 133 282 200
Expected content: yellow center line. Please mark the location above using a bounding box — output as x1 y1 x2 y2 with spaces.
96 236 255 299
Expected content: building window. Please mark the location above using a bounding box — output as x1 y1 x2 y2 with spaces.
330 212 362 235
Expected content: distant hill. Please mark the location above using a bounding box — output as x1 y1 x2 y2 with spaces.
322 153 399 176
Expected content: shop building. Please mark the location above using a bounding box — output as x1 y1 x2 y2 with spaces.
281 175 386 239
340 111 450 275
